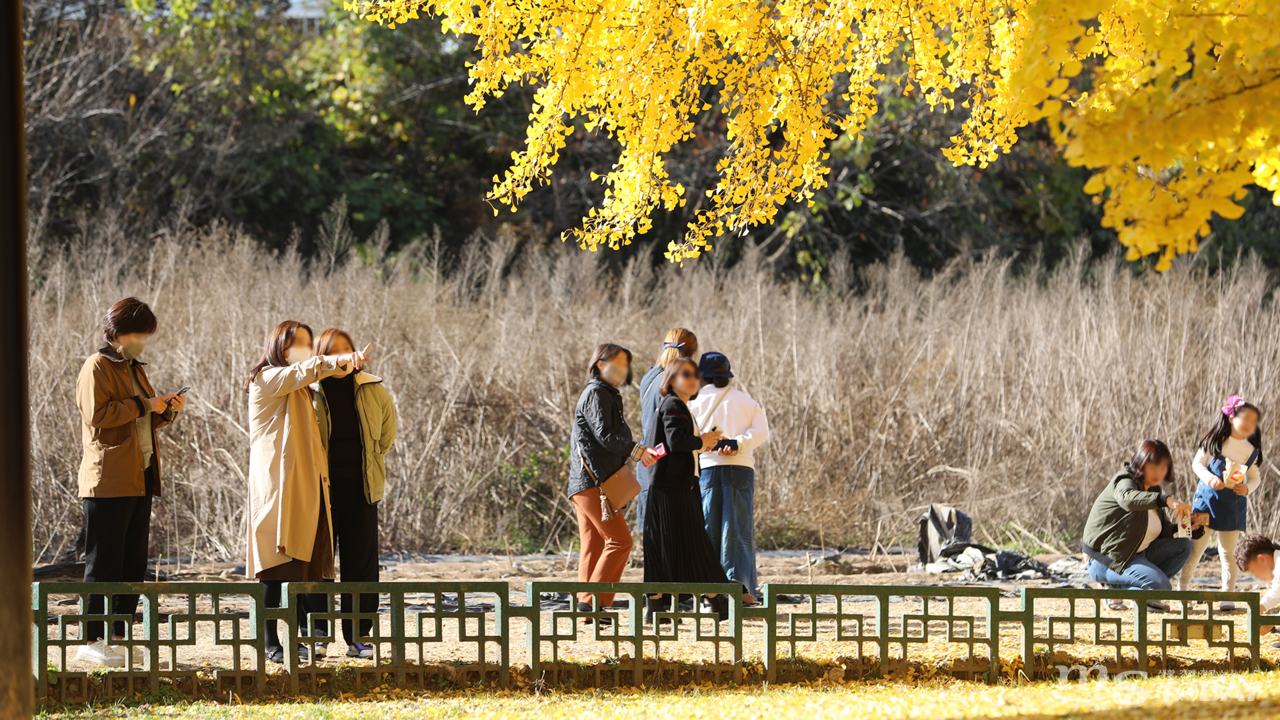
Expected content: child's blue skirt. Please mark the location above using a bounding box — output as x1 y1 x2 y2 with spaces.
1191 449 1258 533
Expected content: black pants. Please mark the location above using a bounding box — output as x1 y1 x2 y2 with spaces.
262 581 330 651
82 489 153 641
315 475 380 643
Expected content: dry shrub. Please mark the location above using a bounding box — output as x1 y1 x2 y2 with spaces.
27 221 1280 563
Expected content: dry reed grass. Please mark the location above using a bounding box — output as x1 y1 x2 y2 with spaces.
26 219 1280 563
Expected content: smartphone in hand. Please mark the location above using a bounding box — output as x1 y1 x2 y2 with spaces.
166 386 192 411
713 438 739 452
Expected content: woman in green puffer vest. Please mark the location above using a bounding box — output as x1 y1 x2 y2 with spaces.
311 327 397 659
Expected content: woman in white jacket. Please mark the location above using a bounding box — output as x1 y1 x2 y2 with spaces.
687 352 769 604
245 320 370 663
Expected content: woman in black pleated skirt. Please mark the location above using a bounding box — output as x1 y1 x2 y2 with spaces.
643 357 731 622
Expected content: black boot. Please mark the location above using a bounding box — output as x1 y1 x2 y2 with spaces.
704 594 729 622
577 601 612 626
644 595 671 626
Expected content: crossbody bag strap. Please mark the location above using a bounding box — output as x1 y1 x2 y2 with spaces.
694 387 730 435
577 446 599 484
642 370 661 407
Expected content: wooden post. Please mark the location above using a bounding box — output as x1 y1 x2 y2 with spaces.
0 0 33 717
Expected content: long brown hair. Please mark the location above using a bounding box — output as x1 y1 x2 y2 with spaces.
245 320 313 392
313 327 355 357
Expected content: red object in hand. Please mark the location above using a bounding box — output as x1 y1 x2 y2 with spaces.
638 444 664 468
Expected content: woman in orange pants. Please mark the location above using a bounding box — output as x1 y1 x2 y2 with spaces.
567 343 657 618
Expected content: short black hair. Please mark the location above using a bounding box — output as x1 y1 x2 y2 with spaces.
103 297 157 342
587 343 633 385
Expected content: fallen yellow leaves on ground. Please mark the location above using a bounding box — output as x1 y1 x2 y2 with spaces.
42 670 1280 719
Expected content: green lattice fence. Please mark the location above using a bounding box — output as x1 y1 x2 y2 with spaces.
524 581 746 687
33 581 266 703
1013 587 1261 678
32 581 1270 703
762 584 1003 682
281 581 512 694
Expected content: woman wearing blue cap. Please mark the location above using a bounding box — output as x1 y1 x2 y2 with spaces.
688 351 770 604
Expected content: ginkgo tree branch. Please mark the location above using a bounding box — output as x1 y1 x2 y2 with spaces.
347 0 1280 270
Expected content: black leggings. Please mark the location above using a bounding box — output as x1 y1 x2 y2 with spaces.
262 581 327 651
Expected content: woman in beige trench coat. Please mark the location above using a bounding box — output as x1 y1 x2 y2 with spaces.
245 320 370 663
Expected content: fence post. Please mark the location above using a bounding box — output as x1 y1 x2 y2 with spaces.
283 583 299 696
761 584 777 683
390 589 406 689
525 582 540 684
30 585 46 705
1019 588 1034 680
1248 595 1261 672
875 592 890 678
250 583 267 697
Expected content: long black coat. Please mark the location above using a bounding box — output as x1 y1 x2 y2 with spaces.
643 393 730 585
645 394 705 490
567 379 637 499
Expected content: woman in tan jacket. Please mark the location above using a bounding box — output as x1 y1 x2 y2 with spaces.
245 320 371 663
75 297 185 668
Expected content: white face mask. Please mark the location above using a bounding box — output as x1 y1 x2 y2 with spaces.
286 346 313 365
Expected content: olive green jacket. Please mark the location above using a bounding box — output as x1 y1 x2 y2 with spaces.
312 372 397 504
1082 470 1186 571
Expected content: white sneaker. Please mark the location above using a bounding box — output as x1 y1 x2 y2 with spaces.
76 640 124 668
1146 600 1172 613
346 642 374 659
1220 600 1236 612
312 642 327 658
1107 599 1128 611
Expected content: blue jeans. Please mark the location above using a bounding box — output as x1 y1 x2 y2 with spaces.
1087 537 1194 591
699 466 758 597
